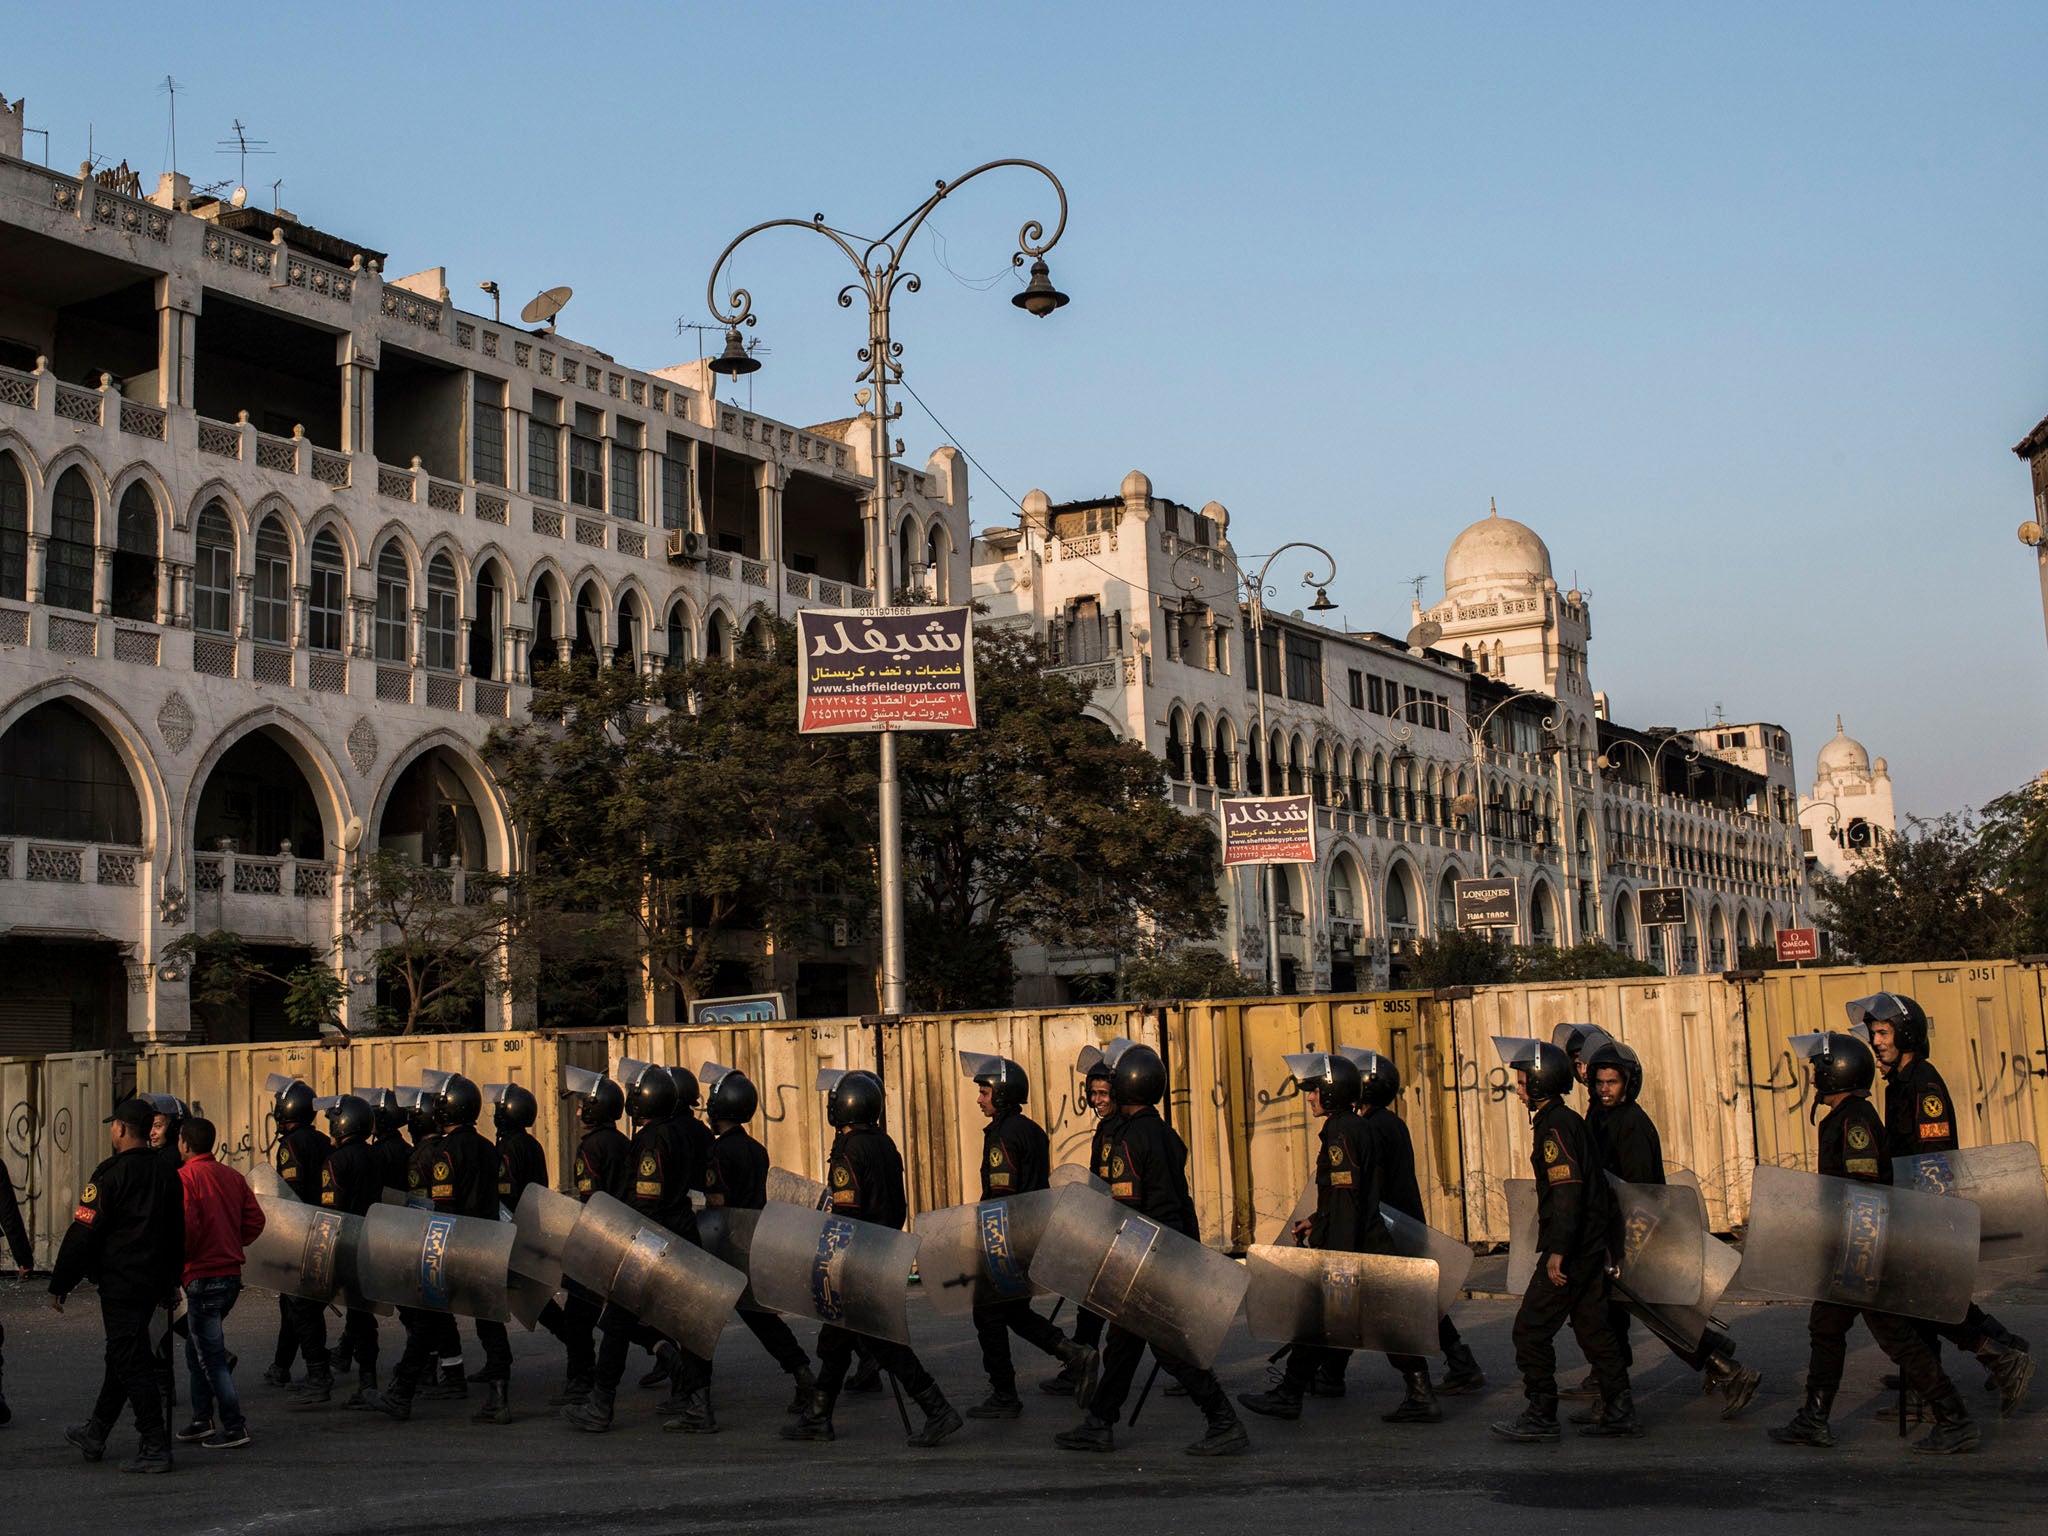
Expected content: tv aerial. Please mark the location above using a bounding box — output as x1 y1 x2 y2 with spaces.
520 285 573 333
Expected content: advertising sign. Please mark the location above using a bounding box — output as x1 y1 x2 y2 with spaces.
1638 886 1687 927
1454 877 1518 930
1775 928 1820 964
796 607 976 734
1220 795 1317 866
687 992 787 1025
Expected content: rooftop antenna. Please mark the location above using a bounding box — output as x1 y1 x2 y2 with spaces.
520 285 573 335
23 124 49 166
1405 573 1428 606
216 119 272 194
158 76 181 175
270 177 284 211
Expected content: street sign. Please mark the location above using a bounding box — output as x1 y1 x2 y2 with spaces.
1637 886 1687 927
688 992 787 1025
1219 795 1316 866
1775 927 1820 964
796 606 977 733
1454 877 1518 930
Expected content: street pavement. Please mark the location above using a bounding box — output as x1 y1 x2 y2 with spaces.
1 1269 2043 1536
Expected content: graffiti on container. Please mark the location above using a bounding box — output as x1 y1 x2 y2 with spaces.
759 1082 801 1125
1450 1051 1517 1103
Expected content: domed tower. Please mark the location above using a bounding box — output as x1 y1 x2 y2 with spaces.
1799 716 1896 881
1420 501 1589 701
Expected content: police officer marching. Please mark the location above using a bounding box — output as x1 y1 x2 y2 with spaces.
265 1078 332 1397
304 1094 382 1409
1041 1046 1116 1397
541 1068 632 1408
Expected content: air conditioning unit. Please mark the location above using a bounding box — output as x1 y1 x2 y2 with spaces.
666 528 706 564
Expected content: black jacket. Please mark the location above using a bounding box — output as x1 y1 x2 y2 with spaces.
0 1161 30 1270
422 1124 500 1221
574 1125 633 1203
705 1125 770 1210
49 1144 185 1304
1591 1100 1666 1187
1882 1057 1957 1157
1819 1096 1890 1183
275 1123 331 1205
1101 1108 1200 1241
827 1124 909 1230
320 1139 383 1218
680 1111 715 1193
980 1109 1051 1201
1530 1099 1609 1259
627 1116 703 1242
1089 1118 1116 1183
1361 1104 1425 1222
496 1126 550 1209
373 1132 413 1195
1307 1110 1389 1255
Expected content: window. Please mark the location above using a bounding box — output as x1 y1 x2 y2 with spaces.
664 603 692 670
309 530 345 652
1257 630 1281 696
0 454 25 600
614 595 640 669
471 376 506 487
1283 632 1322 705
374 543 410 663
1367 676 1383 715
531 581 558 672
528 393 561 500
46 469 95 613
610 418 642 522
1435 693 1451 731
424 554 457 671
112 483 158 621
661 434 691 531
1348 669 1364 709
1063 598 1105 665
0 700 141 844
194 504 236 635
253 516 291 644
471 566 499 680
569 405 605 510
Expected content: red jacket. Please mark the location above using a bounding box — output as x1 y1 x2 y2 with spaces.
178 1154 266 1284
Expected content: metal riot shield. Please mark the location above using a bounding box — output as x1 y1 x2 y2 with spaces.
1027 1183 1248 1369
1380 1205 1475 1317
1608 1175 1707 1307
358 1203 516 1322
248 1163 296 1203
1506 1178 1539 1295
557 1192 745 1360
1244 1244 1440 1357
1612 1168 1742 1352
1050 1162 1108 1193
696 1206 764 1309
242 1198 390 1316
766 1166 828 1210
561 1066 611 1099
505 1184 581 1331
1736 1164 1978 1323
913 1189 1062 1317
747 1200 921 1345
1898 1142 2048 1283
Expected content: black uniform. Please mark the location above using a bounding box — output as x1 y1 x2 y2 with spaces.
382 1132 464 1394
591 1115 711 1398
1799 1095 1955 1400
1362 1102 1472 1360
812 1123 941 1400
1084 1108 1236 1426
321 1137 384 1375
373 1129 413 1196
1066 1115 1118 1352
680 1109 715 1193
1509 1098 1629 1406
496 1126 549 1211
706 1124 810 1375
442 1125 514 1383
49 1144 186 1440
971 1109 1074 1395
272 1123 333 1377
0 1158 28 1412
1588 1098 1661 1371
540 1123 633 1386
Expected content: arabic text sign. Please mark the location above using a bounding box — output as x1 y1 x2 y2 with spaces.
797 607 977 734
1220 795 1317 866
688 992 787 1025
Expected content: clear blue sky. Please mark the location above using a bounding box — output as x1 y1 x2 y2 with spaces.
11 2 2044 815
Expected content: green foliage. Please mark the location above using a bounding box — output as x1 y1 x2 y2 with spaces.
343 848 520 1034
161 929 347 1036
1811 811 2019 965
1410 929 1511 987
1514 940 1663 982
1410 931 1659 988
1117 943 1268 1001
1977 778 2048 958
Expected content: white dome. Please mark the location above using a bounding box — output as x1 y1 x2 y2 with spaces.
1817 716 1869 777
1445 501 1552 593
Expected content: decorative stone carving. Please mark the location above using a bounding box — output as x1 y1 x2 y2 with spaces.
156 692 194 753
159 886 187 926
346 717 378 776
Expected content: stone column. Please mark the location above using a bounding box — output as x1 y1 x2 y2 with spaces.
93 547 112 614
25 533 45 603
755 460 781 568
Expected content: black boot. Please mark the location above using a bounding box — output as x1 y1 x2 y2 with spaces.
472 1380 513 1425
784 1365 817 1415
289 1363 335 1408
640 1341 680 1389
419 1362 468 1401
1704 1355 1763 1420
119 1427 174 1474
905 1383 963 1448
967 1387 1023 1420
1383 1369 1442 1424
65 1418 111 1462
1977 1343 2035 1417
1579 1388 1644 1437
549 1374 592 1408
1186 1394 1250 1457
341 1367 378 1410
360 1373 417 1423
1438 1340 1486 1396
1237 1381 1304 1420
1560 1368 1600 1399
1874 1389 1926 1423
779 1387 836 1442
1055 1339 1101 1408
847 1356 882 1394
1038 1367 1078 1396
1911 1392 1980 1455
661 1388 718 1435
330 1336 353 1376
1308 1356 1347 1398
1054 1412 1115 1452
563 1382 615 1433
261 1364 292 1389
1768 1387 1835 1447
1491 1394 1561 1442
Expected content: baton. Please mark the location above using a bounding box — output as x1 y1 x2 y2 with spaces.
1047 1297 1065 1325
886 1369 914 1435
1128 1356 1164 1426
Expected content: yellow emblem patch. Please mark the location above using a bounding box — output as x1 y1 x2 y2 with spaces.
1110 1155 1126 1179
1921 1094 1945 1120
80 1182 97 1203
1847 1123 1871 1151
639 1154 657 1178
989 1148 1006 1169
432 1160 452 1181
1542 1135 1562 1164
1327 1143 1346 1167
831 1166 852 1188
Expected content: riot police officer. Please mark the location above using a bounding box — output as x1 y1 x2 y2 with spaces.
1054 1044 1248 1457
309 1094 381 1408
669 1065 716 1191
1857 992 2034 1417
265 1078 331 1397
365 1087 415 1195
142 1093 191 1417
1768 1030 1978 1453
1579 1037 1759 1420
540 1069 631 1407
1489 1037 1634 1443
782 1070 962 1447
490 1083 549 1209
960 1052 1099 1419
0 1139 31 1424
699 1062 817 1413
1042 1047 1117 1396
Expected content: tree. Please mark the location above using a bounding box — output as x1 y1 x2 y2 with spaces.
162 930 348 1036
1977 776 2048 957
345 849 522 1033
1410 932 1660 988
1117 942 1267 1001
1410 929 1510 987
896 627 1224 1011
1511 940 1662 982
1811 813 2016 964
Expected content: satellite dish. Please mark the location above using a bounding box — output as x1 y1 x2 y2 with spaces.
1451 793 1478 821
520 285 574 328
1405 620 1443 652
228 186 248 209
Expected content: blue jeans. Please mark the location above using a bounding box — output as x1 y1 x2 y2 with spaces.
183 1276 245 1431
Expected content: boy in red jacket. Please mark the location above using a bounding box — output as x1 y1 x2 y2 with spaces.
175 1118 265 1449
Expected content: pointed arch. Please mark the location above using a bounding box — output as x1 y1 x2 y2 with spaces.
38 446 109 537
183 705 354 864
184 478 248 538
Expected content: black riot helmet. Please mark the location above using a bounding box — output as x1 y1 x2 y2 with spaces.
326 1093 375 1143
1583 1037 1643 1103
822 1069 884 1128
1797 1031 1876 1100
1109 1043 1167 1108
621 1058 678 1122
666 1066 702 1111
1351 1049 1401 1109
702 1062 758 1125
580 1079 624 1127
960 1050 1029 1112
1285 1051 1361 1113
433 1073 482 1128
362 1087 406 1138
1847 993 1929 1058
490 1082 538 1133
271 1076 316 1129
1493 1036 1574 1104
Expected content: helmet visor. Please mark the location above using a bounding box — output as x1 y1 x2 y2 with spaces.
1845 994 1904 1029
1098 1037 1138 1069
417 1068 457 1096
311 1094 342 1112
700 1061 737 1093
958 1049 1009 1084
616 1057 659 1091
561 1066 609 1099
392 1086 426 1109
480 1082 511 1105
1491 1035 1545 1070
263 1073 300 1095
814 1067 848 1093
1282 1051 1332 1085
1550 1023 1595 1052
1075 1045 1104 1078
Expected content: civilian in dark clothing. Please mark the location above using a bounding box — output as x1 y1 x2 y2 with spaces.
50 1097 186 1472
0 1148 33 1425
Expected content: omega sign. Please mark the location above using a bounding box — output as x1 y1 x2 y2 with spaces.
1219 795 1316 866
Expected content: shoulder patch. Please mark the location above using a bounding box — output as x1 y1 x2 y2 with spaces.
1326 1142 1346 1167
989 1147 1007 1169
639 1154 658 1178
1847 1123 1871 1151
1921 1094 1946 1120
1542 1134 1562 1164
80 1181 98 1204
831 1165 852 1188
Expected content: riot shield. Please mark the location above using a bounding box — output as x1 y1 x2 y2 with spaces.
505 1184 581 1331
557 1192 745 1359
357 1203 516 1322
248 1163 296 1203
1244 1244 1440 1357
1050 1162 1108 1192
1608 1175 1707 1307
912 1189 1061 1317
1027 1183 1248 1369
1505 1178 1538 1294
1381 1205 1476 1316
747 1200 921 1345
766 1167 828 1211
242 1198 390 1316
696 1206 764 1308
1898 1142 2048 1283
1611 1168 1743 1352
1736 1164 1978 1323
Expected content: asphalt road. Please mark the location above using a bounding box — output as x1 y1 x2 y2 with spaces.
1 1271 2043 1536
